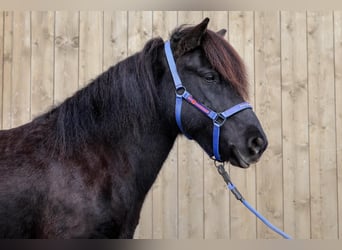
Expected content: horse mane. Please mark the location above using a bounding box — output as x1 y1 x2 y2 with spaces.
36 37 164 156
171 26 249 100
34 24 249 157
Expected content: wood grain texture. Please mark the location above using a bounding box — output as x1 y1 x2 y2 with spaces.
31 11 54 118
334 11 342 239
2 11 13 129
308 11 338 239
281 11 311 239
254 11 283 239
54 11 79 104
79 11 103 88
103 11 127 70
11 11 31 127
228 11 257 239
307 11 338 239
151 11 178 239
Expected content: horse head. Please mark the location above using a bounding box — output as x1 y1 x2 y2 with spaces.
160 18 268 168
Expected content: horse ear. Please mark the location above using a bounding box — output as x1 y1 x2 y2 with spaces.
172 18 210 57
217 29 227 37
187 17 210 46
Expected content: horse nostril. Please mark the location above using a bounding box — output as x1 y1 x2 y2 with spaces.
248 136 264 155
255 137 264 147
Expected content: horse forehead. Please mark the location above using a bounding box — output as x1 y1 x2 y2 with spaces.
181 49 210 69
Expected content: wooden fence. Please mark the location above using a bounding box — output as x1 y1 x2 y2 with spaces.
0 11 341 239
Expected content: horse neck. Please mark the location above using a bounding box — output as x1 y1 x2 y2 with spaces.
47 48 179 197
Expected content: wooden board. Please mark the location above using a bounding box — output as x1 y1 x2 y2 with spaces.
334 11 342 239
201 11 230 239
151 11 178 239
307 11 338 239
280 11 311 239
79 11 103 88
54 11 79 104
11 11 31 127
31 11 54 118
127 11 153 239
228 11 257 239
103 11 128 70
2 11 13 129
254 11 283 239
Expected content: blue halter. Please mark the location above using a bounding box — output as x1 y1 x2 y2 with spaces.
164 41 252 162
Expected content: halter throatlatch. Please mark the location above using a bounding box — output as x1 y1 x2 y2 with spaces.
164 41 252 162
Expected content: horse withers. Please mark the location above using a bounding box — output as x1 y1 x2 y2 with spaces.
0 18 267 238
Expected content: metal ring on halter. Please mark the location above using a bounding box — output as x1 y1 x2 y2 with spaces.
175 86 186 97
213 113 226 127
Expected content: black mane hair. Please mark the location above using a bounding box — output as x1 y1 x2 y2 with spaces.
36 37 165 156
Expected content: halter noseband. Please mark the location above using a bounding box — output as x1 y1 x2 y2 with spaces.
164 41 252 162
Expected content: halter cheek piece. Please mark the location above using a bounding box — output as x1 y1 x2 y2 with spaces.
164 41 252 162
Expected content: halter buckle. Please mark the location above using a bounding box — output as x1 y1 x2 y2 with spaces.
213 113 226 127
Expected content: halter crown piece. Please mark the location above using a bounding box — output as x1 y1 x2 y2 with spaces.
164 41 252 162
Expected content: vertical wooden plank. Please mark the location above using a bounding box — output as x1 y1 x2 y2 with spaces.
79 11 103 88
0 12 3 129
11 11 31 127
103 11 127 70
177 11 204 239
228 11 257 239
308 11 338 239
54 11 79 104
334 11 342 239
281 11 311 239
202 11 230 239
254 11 283 239
31 11 54 118
2 11 13 129
151 11 178 239
127 11 153 239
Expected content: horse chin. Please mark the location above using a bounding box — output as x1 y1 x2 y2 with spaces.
229 147 251 169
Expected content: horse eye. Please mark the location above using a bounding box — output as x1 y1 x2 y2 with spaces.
204 73 216 83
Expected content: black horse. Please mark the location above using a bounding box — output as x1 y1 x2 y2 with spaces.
0 18 267 238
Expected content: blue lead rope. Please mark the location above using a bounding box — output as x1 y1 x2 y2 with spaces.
240 198 292 239
216 164 292 239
